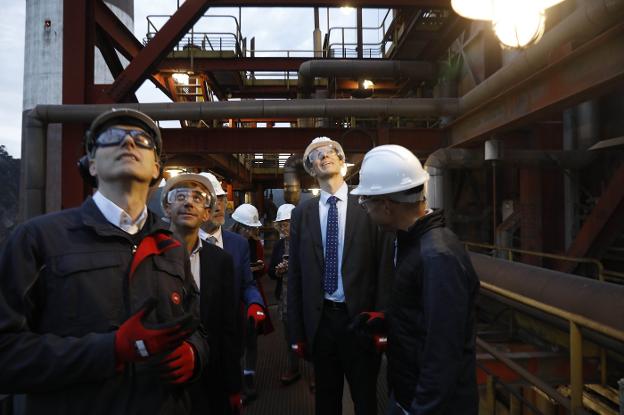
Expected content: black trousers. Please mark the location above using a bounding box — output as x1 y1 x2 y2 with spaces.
313 302 381 415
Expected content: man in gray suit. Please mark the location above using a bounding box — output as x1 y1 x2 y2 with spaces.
287 137 394 415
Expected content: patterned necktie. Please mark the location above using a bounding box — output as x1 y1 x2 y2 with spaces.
324 196 339 294
207 236 218 245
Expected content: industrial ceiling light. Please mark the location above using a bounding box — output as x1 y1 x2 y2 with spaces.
492 0 545 48
451 0 566 48
362 80 374 90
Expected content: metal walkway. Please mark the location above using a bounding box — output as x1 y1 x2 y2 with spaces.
246 277 389 415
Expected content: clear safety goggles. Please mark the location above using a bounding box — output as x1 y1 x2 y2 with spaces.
308 145 340 163
357 195 384 208
95 127 156 150
166 188 214 208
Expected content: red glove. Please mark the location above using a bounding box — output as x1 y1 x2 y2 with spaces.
114 297 197 363
291 342 306 359
247 304 266 328
157 341 196 384
229 393 242 415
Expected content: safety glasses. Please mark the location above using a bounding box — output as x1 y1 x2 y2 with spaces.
357 195 385 208
166 188 214 208
95 127 156 150
308 145 338 162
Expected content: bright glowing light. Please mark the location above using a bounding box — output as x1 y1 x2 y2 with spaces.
451 0 494 21
310 188 320 196
172 73 189 84
362 80 374 90
540 0 566 9
492 0 545 48
345 162 355 168
166 168 183 178
340 6 354 15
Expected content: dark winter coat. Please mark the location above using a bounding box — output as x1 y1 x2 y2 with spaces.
0 198 208 415
387 210 479 415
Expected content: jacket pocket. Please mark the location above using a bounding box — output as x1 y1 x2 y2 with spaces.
47 252 123 332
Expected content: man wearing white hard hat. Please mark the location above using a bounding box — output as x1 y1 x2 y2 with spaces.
287 136 394 415
268 204 301 386
161 173 242 415
351 145 479 415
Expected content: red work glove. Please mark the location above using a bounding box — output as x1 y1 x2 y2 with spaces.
156 341 197 384
349 311 387 352
229 393 242 415
291 342 306 359
247 303 266 328
114 297 197 363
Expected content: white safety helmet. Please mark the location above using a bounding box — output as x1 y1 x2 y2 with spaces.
160 173 216 212
275 204 296 222
231 203 262 227
351 145 429 200
302 136 347 177
199 171 226 196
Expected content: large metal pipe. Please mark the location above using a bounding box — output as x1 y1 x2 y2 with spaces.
471 253 624 332
283 155 302 205
298 60 437 95
459 0 624 113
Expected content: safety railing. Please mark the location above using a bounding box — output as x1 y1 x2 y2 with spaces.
464 242 608 282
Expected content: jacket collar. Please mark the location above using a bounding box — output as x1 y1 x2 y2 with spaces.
397 209 445 244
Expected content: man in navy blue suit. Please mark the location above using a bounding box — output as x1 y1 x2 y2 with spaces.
198 172 266 405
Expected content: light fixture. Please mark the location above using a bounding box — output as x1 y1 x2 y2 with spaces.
310 188 321 196
362 80 374 90
165 168 183 178
172 73 189 84
492 0 545 48
451 0 565 49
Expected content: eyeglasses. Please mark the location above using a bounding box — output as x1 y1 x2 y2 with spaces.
167 188 213 208
308 146 338 162
357 195 384 209
95 127 156 150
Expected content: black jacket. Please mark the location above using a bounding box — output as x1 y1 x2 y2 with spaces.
387 210 479 414
190 243 240 414
287 194 395 349
0 198 208 415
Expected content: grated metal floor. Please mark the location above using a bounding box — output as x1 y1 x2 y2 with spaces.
245 277 388 415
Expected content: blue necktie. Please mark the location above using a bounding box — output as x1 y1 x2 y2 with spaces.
324 196 339 294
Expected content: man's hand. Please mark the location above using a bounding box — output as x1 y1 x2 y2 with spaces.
247 303 266 328
349 311 387 353
291 342 306 359
229 393 242 415
275 261 288 276
114 297 198 363
155 341 197 384
250 260 264 273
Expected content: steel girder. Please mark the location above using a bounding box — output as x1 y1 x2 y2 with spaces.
448 23 624 147
190 0 449 6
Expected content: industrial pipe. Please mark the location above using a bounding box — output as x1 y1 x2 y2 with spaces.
283 155 302 205
298 60 437 96
471 253 624 332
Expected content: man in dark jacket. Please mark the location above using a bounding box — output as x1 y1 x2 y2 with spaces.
161 173 241 415
351 145 479 415
0 109 208 415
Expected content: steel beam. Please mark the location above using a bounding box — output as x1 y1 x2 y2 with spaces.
559 163 624 273
161 127 443 155
196 0 448 6
449 23 624 147
102 0 211 102
159 57 310 72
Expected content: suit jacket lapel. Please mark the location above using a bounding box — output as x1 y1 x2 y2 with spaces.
342 194 359 271
308 197 324 266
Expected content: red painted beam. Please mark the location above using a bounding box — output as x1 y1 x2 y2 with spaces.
448 23 624 147
102 0 211 102
559 163 624 273
161 127 443 155
62 0 95 208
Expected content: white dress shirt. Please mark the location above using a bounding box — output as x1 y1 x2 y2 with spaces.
319 182 348 302
199 226 224 249
189 237 203 289
92 191 147 235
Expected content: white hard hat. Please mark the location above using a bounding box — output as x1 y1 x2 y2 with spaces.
160 173 216 211
231 203 262 227
302 136 347 176
199 172 226 196
351 145 429 197
275 204 295 222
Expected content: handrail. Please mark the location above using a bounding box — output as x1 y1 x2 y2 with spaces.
464 241 606 282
